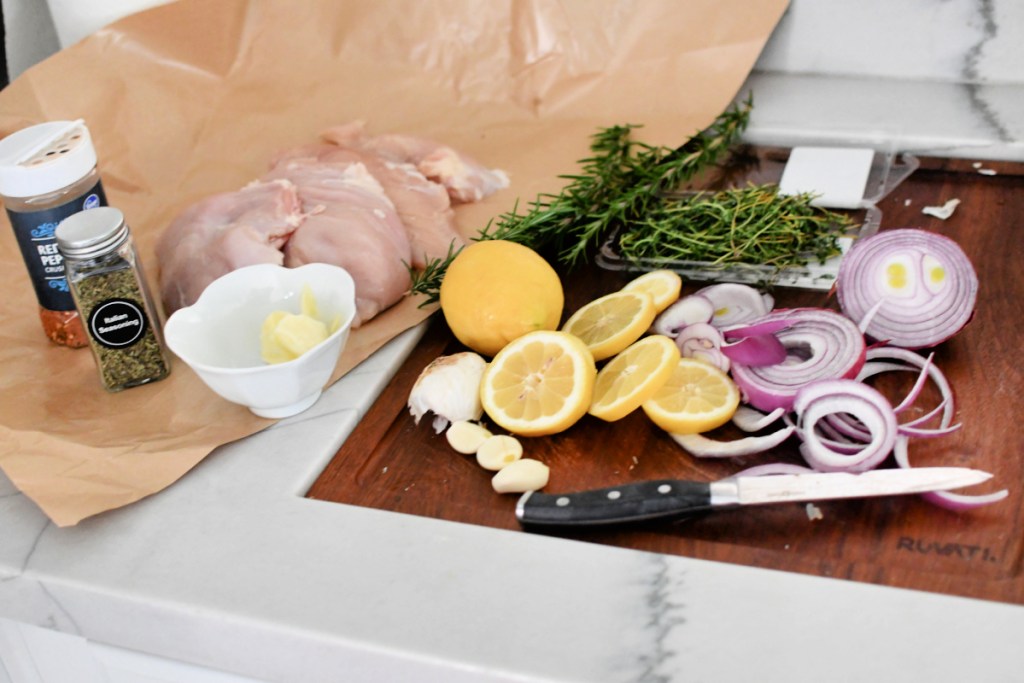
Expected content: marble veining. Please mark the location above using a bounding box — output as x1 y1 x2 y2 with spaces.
961 0 1014 142
635 554 685 683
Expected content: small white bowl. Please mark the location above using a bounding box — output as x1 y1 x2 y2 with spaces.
164 263 357 419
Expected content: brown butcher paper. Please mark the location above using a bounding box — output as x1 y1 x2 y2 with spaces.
0 0 789 526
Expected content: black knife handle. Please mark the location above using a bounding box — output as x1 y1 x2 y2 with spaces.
516 480 713 528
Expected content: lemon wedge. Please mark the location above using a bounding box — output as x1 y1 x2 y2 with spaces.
479 330 596 437
588 334 680 422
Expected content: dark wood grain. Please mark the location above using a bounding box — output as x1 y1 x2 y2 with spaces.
307 150 1024 604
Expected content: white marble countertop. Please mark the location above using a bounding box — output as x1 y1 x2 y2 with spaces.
3 314 1024 683
3 2 1024 681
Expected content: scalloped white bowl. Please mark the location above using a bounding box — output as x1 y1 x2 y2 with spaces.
164 263 357 418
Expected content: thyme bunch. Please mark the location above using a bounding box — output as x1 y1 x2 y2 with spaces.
409 98 753 304
616 185 853 270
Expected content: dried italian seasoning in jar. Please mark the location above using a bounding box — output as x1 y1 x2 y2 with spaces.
55 207 171 391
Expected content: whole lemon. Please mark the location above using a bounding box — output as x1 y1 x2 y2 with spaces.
440 240 564 357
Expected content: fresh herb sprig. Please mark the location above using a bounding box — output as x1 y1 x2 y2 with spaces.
409 98 753 304
616 185 853 270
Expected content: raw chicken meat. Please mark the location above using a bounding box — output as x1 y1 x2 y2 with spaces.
156 123 508 329
322 121 509 204
156 179 304 314
274 142 462 268
266 156 412 327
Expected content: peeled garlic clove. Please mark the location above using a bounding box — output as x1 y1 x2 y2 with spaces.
492 459 549 494
408 352 487 433
446 420 492 454
475 434 523 471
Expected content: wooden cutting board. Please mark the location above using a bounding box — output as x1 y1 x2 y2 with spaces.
307 151 1024 605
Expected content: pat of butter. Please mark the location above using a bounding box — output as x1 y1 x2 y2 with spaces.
778 147 874 210
259 284 336 364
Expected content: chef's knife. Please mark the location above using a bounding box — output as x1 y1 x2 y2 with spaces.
515 467 993 528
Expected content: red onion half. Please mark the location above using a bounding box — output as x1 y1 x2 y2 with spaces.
729 308 866 412
836 228 979 349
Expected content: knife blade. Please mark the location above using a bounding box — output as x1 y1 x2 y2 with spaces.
515 467 993 528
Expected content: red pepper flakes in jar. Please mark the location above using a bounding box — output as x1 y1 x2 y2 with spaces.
0 120 109 347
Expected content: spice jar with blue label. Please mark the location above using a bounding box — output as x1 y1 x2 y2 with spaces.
55 207 171 391
0 120 108 347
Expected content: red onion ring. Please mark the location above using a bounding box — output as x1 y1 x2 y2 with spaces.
728 463 816 478
729 308 866 412
670 425 795 458
731 406 786 432
720 334 787 366
859 346 957 431
697 283 773 328
793 379 898 473
893 437 1008 511
675 323 730 372
836 228 979 349
652 294 714 337
858 347 1007 510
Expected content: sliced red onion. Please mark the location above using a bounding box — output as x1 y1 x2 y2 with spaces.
893 436 1008 511
836 228 979 349
793 379 898 473
732 406 786 432
670 425 795 458
728 463 816 478
722 318 794 339
729 308 867 412
675 323 730 373
720 333 787 366
697 283 773 328
652 294 714 337
858 347 958 434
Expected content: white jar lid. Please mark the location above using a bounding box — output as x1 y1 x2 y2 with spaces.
0 120 98 198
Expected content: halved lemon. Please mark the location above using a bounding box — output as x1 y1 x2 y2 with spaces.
479 330 596 437
641 358 740 434
621 270 682 313
588 334 681 422
561 290 657 361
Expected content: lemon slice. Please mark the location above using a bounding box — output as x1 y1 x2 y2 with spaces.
561 290 657 361
589 334 681 422
621 270 682 313
480 330 596 437
642 358 740 434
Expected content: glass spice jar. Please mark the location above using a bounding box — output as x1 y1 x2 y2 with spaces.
55 207 171 392
0 120 109 348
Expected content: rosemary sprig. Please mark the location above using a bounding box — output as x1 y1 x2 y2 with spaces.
409 98 753 305
616 185 853 270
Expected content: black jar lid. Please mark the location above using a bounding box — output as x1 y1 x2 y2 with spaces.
55 206 129 259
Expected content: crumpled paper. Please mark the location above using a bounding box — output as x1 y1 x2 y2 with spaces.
0 0 789 526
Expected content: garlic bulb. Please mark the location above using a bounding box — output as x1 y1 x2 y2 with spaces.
407 352 487 433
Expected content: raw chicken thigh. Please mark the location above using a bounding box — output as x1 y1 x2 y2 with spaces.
156 122 508 328
275 143 462 268
266 156 413 327
156 179 303 314
322 121 510 204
